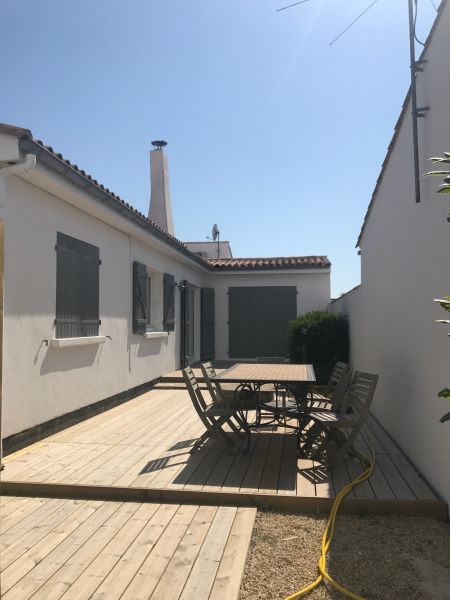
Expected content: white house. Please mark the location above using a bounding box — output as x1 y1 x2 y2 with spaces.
330 1 450 505
0 123 330 453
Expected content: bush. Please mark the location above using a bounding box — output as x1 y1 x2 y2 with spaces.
288 311 349 384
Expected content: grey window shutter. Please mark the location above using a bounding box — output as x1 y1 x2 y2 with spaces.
81 241 100 337
55 232 100 338
201 288 215 360
133 261 148 334
163 273 175 332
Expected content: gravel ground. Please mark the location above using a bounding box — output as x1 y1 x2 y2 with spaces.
238 511 450 600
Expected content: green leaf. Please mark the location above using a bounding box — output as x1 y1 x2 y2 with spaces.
434 297 450 312
429 157 450 164
440 412 450 423
438 388 450 398
423 170 450 176
437 185 450 194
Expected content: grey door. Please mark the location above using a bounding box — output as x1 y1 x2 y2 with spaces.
228 286 297 358
180 281 196 367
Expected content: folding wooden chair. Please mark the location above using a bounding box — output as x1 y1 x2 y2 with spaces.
301 371 378 466
261 362 351 430
308 362 352 410
199 362 235 404
200 360 270 413
182 366 250 453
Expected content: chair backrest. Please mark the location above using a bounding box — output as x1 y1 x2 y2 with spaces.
182 366 210 426
323 361 350 395
199 362 222 404
329 363 352 411
340 371 378 422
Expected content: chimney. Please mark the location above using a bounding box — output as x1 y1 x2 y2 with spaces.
148 140 175 235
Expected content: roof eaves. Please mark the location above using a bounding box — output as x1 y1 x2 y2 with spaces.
0 123 32 138
356 0 447 248
16 134 211 270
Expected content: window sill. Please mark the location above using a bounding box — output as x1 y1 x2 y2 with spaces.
50 336 108 348
142 331 168 340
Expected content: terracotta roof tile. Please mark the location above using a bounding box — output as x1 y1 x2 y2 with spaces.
207 256 330 270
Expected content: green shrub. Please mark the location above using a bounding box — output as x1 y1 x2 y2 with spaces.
288 311 349 384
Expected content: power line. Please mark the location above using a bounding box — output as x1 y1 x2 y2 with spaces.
413 0 425 46
276 0 312 13
429 0 438 11
329 0 380 46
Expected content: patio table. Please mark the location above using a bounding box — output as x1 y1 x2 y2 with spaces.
211 363 316 428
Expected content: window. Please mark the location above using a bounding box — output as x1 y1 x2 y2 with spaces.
55 232 100 338
133 261 151 334
163 273 175 332
133 263 175 335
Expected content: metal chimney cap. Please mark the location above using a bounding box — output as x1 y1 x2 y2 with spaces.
151 140 167 150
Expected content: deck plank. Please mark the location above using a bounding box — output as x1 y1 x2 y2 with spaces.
208 507 257 599
150 505 218 600
90 503 180 600
179 506 237 600
239 433 271 494
258 432 285 494
119 504 198 600
1 499 81 568
1 500 107 596
28 502 140 600
59 502 161 600
296 458 317 497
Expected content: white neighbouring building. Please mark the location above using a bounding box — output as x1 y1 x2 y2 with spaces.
330 1 450 505
0 123 330 452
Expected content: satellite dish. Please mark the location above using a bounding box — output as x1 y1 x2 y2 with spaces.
212 224 219 241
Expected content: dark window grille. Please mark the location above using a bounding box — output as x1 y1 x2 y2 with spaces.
55 232 100 338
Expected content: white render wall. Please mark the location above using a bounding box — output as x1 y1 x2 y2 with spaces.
1 173 205 438
207 270 330 361
184 241 233 259
330 4 450 505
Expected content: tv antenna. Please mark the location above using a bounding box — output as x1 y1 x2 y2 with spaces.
276 0 431 203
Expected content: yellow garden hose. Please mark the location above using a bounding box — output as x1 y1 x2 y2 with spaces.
285 430 376 600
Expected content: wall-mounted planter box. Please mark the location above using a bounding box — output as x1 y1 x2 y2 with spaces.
50 336 108 348
142 331 169 340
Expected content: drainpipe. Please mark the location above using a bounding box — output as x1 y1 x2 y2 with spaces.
0 152 36 470
407 0 429 204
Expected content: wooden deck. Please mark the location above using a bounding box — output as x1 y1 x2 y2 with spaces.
0 495 255 600
2 386 446 518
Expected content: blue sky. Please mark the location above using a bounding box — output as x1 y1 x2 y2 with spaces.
0 0 439 296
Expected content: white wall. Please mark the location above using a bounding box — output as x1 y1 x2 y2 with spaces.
329 286 363 366
184 241 233 259
1 173 205 437
330 4 450 505
207 270 330 360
